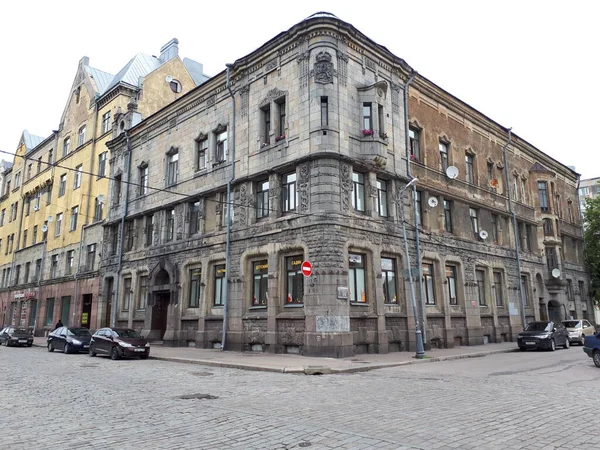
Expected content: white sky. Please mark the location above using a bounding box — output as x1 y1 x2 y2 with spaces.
1 1 598 178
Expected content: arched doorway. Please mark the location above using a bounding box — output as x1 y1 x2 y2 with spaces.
548 300 563 322
151 268 171 340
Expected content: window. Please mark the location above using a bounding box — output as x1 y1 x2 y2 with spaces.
277 99 286 138
35 259 42 281
443 200 453 232
493 271 503 306
122 278 132 311
252 260 268 306
78 126 86 147
487 162 494 190
59 174 67 196
521 275 530 306
579 280 585 298
321 96 329 127
113 175 122 204
94 197 104 221
22 229 27 248
4 180 10 194
376 179 388 217
256 180 270 219
282 172 297 213
221 192 229 227
48 149 53 166
512 175 519 201
546 246 558 270
37 157 42 174
568 202 574 223
138 275 148 310
47 185 52 205
465 154 474 184
422 263 435 305
521 223 531 252
349 253 367 303
98 152 107 177
189 268 202 308
409 127 420 161
382 257 398 303
362 103 373 132
14 172 21 188
352 172 365 212
543 218 553 236
439 142 449 172
216 129 228 162
32 225 37 245
285 256 304 304
102 111 111 134
24 262 30 284
491 214 499 243
124 220 134 251
15 265 21 285
378 104 385 135
55 213 63 236
50 255 59 278
139 165 149 195
476 269 487 306
538 181 549 212
27 164 32 180
165 209 175 242
145 214 154 246
62 137 70 157
0 209 4 226
46 298 55 326
469 208 479 235
169 79 182 93
214 264 226 306
75 86 81 104
10 203 17 221
86 244 96 270
167 151 179 186
196 138 207 170
414 191 422 226
70 206 79 231
65 250 74 275
189 201 201 236
446 265 458 305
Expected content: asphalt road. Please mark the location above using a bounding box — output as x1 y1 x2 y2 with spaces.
0 343 597 450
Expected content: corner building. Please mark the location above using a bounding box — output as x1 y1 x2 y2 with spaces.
102 13 591 356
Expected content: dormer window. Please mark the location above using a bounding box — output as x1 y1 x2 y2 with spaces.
169 79 182 93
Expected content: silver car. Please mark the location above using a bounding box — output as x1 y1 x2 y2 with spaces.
562 319 596 345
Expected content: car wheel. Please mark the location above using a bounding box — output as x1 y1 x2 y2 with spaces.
139 355 149 360
64 343 71 354
27 343 32 347
593 350 600 368
110 346 121 360
563 338 570 349
549 339 556 351
48 342 54 352
88 344 96 357
519 347 526 352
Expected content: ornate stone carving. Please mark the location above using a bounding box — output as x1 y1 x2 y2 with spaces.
206 95 216 107
314 51 334 84
239 85 250 118
298 163 310 213
340 164 351 212
176 204 184 240
259 88 286 108
239 184 248 226
264 58 277 72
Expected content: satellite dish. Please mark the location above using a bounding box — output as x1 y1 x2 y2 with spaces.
41 225 48 233
445 166 459 179
479 230 488 240
428 197 439 208
165 75 173 83
551 268 561 278
33 205 40 212
47 216 54 223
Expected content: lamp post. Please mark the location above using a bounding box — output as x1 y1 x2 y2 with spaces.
399 177 425 358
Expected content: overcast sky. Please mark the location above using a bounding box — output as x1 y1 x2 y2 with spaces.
1 1 598 178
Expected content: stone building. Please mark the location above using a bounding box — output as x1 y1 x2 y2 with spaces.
101 13 590 356
0 39 208 334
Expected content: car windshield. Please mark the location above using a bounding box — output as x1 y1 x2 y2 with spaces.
14 328 29 334
525 322 552 332
114 329 141 338
562 320 580 328
68 328 92 337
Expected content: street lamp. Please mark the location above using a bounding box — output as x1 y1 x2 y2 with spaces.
399 177 425 358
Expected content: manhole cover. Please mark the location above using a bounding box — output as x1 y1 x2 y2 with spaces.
79 364 99 368
298 443 311 448
178 393 218 400
191 371 213 377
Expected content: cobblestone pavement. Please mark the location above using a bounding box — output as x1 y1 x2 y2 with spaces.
0 344 597 450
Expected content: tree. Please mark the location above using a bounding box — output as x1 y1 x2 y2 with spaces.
584 194 600 306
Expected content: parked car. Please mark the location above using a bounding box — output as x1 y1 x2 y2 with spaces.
583 332 600 367
47 326 92 354
89 327 150 360
562 319 596 346
0 326 34 347
517 321 570 351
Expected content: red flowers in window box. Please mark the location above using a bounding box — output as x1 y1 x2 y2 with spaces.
275 134 286 142
362 129 374 136
410 154 418 162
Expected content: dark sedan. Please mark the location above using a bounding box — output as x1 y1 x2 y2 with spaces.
47 326 92 354
517 321 570 351
89 327 150 360
0 326 34 347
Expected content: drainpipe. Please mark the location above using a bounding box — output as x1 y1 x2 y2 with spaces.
502 129 527 328
403 71 427 346
111 132 132 327
221 64 236 351
36 237 47 334
72 223 87 326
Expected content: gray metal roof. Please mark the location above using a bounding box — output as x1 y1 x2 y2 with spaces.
104 53 161 92
23 130 45 153
183 58 209 86
86 66 115 95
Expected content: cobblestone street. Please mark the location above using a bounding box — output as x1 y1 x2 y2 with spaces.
0 345 597 450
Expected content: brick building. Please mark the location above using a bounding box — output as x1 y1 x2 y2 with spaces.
100 13 590 356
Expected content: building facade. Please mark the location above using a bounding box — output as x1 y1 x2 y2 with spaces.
0 39 208 335
99 13 591 357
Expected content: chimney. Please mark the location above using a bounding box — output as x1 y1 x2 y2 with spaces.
159 38 179 63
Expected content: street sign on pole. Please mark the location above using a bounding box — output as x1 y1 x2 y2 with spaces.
301 261 312 277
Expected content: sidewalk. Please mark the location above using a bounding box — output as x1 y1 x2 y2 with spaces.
33 337 518 374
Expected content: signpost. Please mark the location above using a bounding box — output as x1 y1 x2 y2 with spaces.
301 261 312 277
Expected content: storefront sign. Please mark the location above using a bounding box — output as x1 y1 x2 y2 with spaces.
14 293 25 299
24 291 36 300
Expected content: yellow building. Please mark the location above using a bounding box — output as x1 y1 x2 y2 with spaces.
0 39 208 333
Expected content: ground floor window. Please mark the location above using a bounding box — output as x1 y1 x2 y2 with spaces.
381 257 398 303
252 260 268 306
214 264 226 306
189 268 201 308
445 265 458 305
349 253 366 303
422 263 435 305
285 256 304 304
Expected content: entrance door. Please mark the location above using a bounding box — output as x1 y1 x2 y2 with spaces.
548 300 562 322
151 292 169 340
61 296 71 326
81 294 93 329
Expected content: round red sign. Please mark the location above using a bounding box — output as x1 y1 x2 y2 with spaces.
301 261 312 277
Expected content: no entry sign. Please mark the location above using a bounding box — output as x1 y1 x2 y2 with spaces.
301 261 312 277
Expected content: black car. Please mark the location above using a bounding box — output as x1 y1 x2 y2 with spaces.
0 326 34 347
89 327 150 360
517 321 570 351
47 326 92 354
